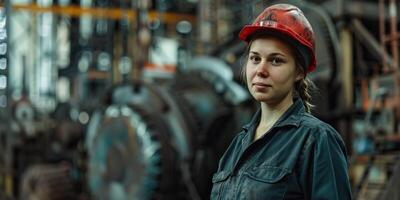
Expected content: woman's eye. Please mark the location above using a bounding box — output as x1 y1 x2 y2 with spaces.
270 57 284 65
249 55 261 63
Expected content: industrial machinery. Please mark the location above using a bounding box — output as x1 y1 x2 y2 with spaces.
2 0 400 200
85 56 255 199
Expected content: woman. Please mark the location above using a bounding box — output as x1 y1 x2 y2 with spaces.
211 4 352 200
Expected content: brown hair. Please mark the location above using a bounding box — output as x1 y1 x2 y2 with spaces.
294 64 315 113
241 38 316 113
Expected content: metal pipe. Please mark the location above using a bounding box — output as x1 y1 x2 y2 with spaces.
340 28 353 110
389 0 400 122
380 0 388 71
389 0 398 71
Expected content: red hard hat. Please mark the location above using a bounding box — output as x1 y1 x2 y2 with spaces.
239 4 316 72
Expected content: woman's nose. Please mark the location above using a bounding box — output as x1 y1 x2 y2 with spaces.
255 62 269 77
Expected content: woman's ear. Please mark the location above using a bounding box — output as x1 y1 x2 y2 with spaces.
295 68 305 81
295 73 305 81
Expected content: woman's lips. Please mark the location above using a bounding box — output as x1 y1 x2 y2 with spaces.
253 82 271 87
252 82 272 91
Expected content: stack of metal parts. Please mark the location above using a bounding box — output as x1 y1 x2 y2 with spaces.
355 154 400 200
20 164 76 200
2 100 88 200
380 159 400 200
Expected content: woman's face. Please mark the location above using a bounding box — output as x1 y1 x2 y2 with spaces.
246 37 303 105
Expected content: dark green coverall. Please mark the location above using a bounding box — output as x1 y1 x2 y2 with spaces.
211 98 352 200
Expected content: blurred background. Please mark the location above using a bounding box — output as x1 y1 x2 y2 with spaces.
0 0 399 199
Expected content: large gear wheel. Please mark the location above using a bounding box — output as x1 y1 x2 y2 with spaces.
87 104 181 199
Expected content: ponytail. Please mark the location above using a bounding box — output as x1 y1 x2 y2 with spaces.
295 77 315 113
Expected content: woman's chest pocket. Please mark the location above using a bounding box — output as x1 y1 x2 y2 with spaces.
240 166 291 200
211 170 231 200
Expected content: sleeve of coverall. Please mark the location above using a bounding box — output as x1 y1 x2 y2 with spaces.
298 127 352 200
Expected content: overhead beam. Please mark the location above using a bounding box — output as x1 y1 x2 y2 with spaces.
7 3 196 24
323 0 400 20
